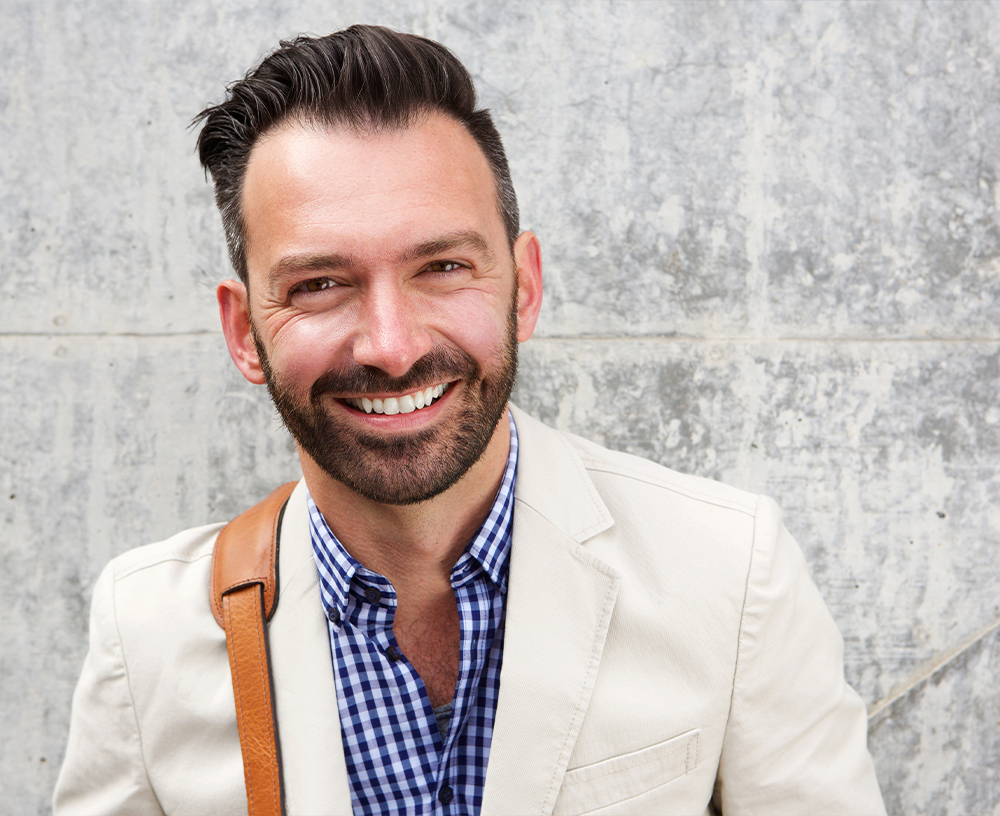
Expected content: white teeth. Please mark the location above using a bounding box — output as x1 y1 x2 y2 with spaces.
346 383 449 415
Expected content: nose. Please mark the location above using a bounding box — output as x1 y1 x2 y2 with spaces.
350 284 432 378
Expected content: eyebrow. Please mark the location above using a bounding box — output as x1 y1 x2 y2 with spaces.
271 252 354 280
267 230 498 286
400 231 497 266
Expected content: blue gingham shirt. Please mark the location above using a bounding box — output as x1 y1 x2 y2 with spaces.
308 414 518 816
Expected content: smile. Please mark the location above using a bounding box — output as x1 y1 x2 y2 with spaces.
343 383 450 415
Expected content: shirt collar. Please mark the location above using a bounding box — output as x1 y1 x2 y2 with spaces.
308 411 519 618
456 410 518 592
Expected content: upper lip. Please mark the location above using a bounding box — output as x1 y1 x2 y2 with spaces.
338 381 451 401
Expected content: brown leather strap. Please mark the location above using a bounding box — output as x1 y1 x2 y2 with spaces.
211 482 296 627
222 585 283 816
211 482 297 816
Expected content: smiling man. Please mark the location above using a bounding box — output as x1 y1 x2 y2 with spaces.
54 25 885 816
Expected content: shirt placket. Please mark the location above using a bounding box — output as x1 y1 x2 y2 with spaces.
341 570 442 814
431 558 501 813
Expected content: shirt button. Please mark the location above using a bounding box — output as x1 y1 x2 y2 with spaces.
364 587 382 604
327 607 340 623
386 645 402 662
438 785 453 805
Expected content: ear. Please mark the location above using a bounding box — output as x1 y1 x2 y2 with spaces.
512 231 543 342
217 279 266 385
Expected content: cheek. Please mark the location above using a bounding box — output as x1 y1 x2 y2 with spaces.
439 298 512 364
262 311 352 387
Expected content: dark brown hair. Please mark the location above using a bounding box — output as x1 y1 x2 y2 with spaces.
194 25 519 284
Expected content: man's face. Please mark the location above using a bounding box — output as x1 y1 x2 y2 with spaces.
230 113 539 505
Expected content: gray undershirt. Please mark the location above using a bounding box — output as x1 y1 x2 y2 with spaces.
432 701 453 742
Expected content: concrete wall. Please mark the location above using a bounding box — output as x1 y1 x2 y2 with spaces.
3 1 998 813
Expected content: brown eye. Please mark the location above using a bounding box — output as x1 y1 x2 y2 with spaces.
426 261 464 273
301 278 336 292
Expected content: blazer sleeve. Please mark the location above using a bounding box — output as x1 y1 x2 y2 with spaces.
53 562 165 816
713 496 886 816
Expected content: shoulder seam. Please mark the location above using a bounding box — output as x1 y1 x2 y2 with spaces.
108 569 167 812
717 493 764 752
114 550 214 582
577 453 758 518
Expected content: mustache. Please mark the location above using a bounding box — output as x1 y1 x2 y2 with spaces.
310 347 480 402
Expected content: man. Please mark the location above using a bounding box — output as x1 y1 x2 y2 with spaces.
54 25 885 816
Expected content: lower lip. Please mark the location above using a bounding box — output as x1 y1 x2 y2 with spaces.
337 385 455 428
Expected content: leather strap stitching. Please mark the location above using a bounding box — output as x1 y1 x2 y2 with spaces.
223 586 281 816
211 482 296 816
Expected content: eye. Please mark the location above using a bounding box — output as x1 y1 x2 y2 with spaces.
295 277 338 293
424 261 466 274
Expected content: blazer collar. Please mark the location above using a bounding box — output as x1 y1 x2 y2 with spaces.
508 404 615 544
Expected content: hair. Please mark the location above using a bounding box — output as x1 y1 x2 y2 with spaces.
193 25 519 285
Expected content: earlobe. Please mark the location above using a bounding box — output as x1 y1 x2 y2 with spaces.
217 279 266 385
513 231 543 342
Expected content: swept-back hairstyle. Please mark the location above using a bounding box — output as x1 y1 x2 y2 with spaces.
194 25 519 284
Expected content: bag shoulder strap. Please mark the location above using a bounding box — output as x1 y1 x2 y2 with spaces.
211 481 297 816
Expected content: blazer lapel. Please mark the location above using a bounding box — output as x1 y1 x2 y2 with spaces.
482 408 620 815
267 481 353 816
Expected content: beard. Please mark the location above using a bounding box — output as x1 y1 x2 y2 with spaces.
252 304 518 506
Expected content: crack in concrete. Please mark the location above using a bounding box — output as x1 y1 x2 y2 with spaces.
867 615 1000 721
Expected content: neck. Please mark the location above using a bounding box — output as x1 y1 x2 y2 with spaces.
300 410 511 592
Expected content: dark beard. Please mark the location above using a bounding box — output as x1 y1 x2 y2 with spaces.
253 307 518 506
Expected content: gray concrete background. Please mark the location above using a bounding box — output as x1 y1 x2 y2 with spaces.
2 1 998 813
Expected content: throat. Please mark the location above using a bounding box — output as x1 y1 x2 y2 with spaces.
393 593 460 709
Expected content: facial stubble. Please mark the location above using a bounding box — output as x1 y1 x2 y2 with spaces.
252 296 518 506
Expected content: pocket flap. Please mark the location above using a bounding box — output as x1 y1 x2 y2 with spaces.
556 728 700 814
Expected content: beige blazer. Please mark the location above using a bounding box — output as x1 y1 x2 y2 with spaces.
54 407 885 815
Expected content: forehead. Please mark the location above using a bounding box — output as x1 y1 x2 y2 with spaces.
240 113 504 276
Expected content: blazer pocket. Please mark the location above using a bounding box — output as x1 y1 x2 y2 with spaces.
555 728 700 815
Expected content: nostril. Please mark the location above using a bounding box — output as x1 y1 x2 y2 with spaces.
352 336 434 379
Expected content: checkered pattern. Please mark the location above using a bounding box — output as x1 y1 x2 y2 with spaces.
308 414 518 816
